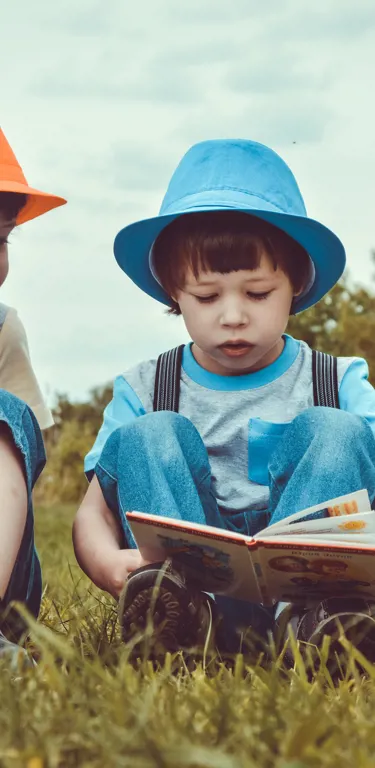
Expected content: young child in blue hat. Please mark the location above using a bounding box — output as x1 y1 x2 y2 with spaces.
74 139 375 662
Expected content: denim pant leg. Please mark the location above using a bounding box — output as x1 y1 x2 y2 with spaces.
220 407 375 645
96 411 274 647
95 411 225 546
268 407 375 525
0 391 46 636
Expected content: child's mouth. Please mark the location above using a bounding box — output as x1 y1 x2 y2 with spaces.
219 342 253 358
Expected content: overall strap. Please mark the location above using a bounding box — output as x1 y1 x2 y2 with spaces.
153 345 184 412
153 344 340 412
312 350 340 409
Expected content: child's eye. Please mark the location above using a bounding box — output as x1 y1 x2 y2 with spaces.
194 294 217 303
247 291 270 301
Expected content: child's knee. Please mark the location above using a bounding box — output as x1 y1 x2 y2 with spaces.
111 411 201 449
291 407 373 447
0 392 45 491
101 411 207 471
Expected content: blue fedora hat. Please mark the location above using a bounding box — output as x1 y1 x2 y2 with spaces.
114 139 345 313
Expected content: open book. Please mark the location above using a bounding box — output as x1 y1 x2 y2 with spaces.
126 490 375 604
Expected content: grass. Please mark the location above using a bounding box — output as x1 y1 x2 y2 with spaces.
1 506 375 767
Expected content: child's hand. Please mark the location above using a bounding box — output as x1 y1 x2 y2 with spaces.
73 478 153 598
108 548 151 599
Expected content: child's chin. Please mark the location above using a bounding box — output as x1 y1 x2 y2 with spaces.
222 357 257 374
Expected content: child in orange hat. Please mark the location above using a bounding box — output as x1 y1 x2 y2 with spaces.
0 128 66 665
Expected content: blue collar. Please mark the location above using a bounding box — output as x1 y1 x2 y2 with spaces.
182 335 300 391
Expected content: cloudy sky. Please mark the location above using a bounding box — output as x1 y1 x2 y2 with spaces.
1 0 375 403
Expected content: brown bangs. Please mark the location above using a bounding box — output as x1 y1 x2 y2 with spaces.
152 211 311 315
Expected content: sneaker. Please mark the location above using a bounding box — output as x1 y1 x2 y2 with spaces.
277 597 375 675
0 629 35 670
119 560 215 659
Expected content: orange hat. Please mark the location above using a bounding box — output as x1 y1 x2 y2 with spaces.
0 128 67 224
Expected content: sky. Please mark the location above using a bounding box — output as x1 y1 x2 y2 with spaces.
1 0 375 404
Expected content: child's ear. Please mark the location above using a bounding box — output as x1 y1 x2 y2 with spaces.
289 284 304 316
293 285 304 298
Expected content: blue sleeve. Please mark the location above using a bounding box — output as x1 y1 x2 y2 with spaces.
84 375 146 478
339 359 375 438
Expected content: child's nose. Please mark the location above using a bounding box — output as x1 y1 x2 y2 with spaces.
220 301 248 327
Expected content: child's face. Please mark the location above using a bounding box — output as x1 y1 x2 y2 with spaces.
0 212 14 287
175 252 296 375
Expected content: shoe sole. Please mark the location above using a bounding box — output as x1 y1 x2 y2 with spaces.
306 611 375 677
119 566 212 656
309 611 375 648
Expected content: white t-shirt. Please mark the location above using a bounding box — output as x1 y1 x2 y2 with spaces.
0 305 53 430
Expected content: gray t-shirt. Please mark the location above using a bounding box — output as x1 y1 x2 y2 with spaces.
85 335 373 515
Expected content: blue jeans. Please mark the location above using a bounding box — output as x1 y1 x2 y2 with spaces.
95 408 375 639
0 390 46 636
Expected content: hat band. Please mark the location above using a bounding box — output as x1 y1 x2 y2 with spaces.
161 188 306 218
0 162 27 185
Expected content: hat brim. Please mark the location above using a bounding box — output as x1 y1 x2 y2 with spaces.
114 205 346 314
0 180 67 224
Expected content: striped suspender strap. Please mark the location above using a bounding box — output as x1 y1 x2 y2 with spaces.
312 350 340 409
153 345 184 412
153 345 340 412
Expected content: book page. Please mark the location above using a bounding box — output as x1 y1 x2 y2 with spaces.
262 489 370 534
249 546 270 604
301 534 375 543
127 511 261 602
260 510 375 540
255 537 375 603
